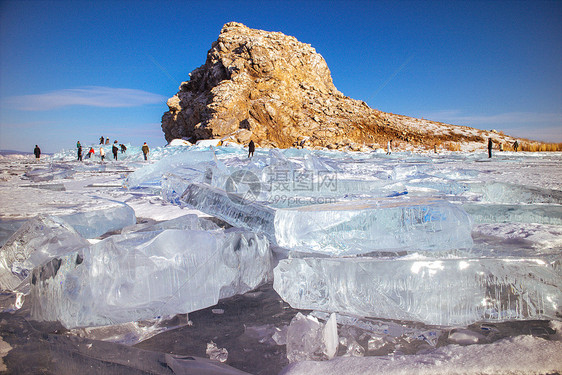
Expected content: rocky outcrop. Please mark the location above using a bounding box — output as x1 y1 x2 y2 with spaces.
162 22 516 150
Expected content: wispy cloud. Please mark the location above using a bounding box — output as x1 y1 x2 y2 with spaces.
425 110 562 127
6 86 167 111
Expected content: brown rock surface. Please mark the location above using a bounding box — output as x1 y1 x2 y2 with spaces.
162 22 516 150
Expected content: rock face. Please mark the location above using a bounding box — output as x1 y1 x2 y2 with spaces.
162 22 513 150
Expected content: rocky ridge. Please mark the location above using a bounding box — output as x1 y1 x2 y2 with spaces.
162 22 517 151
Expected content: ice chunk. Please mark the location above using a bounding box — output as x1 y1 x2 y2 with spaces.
24 163 75 182
206 341 228 362
286 312 338 363
274 197 473 255
125 148 216 188
62 201 136 238
68 314 189 346
30 228 271 328
0 187 136 242
0 215 89 291
273 256 561 326
181 183 276 240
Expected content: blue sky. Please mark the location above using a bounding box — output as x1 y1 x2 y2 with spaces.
1 0 561 153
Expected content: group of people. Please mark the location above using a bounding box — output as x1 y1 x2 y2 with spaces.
73 139 148 162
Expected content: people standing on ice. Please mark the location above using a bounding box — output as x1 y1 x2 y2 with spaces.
488 138 493 158
142 142 149 160
120 144 127 153
87 147 94 158
513 140 519 152
386 140 392 155
77 145 83 161
34 145 41 159
99 146 105 162
105 138 110 145
112 141 119 160
100 136 104 145
248 140 255 158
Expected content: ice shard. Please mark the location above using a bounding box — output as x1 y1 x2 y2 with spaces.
30 227 272 328
0 215 89 291
273 255 561 326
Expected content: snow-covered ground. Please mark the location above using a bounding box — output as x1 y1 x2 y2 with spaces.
0 143 560 374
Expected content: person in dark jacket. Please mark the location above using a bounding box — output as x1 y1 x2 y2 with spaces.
488 138 493 158
513 140 519 152
77 145 83 161
34 145 41 159
142 142 149 160
120 144 127 153
112 141 119 160
100 136 104 145
248 140 255 158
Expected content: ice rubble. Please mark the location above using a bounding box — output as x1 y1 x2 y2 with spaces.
273 255 561 326
30 227 272 328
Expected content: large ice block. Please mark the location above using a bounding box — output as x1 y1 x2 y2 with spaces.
180 183 473 254
273 255 561 326
0 186 136 241
0 215 89 291
30 227 272 328
274 197 473 255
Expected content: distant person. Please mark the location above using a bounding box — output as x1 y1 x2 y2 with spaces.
386 140 392 155
248 140 255 158
77 145 83 161
499 143 504 152
434 144 438 154
34 145 41 159
513 140 519 152
488 138 493 158
100 136 104 145
99 146 105 162
112 141 119 160
120 144 127 153
87 147 94 158
105 138 110 145
76 140 81 149
142 142 149 160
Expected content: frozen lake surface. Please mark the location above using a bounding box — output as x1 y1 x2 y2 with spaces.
0 144 561 374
